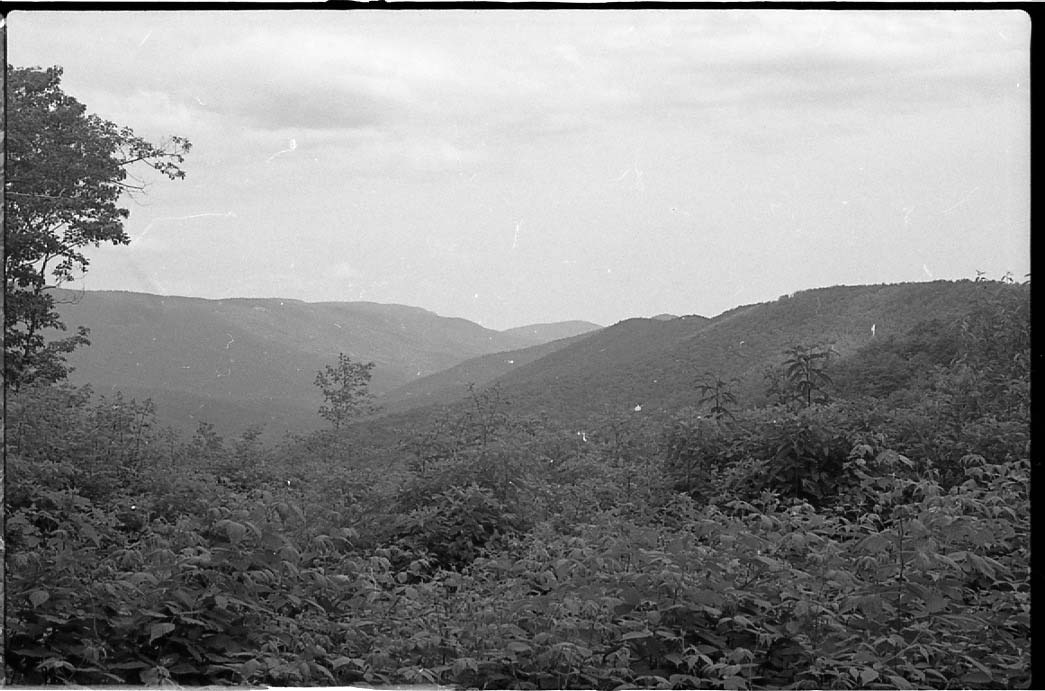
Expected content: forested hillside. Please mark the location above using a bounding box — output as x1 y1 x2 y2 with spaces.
6 275 1031 689
377 331 600 414
370 280 998 431
502 320 604 345
47 289 574 436
45 281 988 438
473 281 998 422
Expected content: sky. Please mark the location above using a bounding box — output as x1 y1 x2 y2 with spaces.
7 10 1031 330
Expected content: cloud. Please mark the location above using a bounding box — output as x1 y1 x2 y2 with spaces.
17 11 1025 168
212 83 392 132
12 13 455 135
79 87 226 143
572 11 1030 118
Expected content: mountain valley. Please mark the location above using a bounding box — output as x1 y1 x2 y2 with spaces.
50 280 997 438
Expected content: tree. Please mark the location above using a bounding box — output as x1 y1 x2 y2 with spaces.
4 65 191 390
465 382 512 451
694 372 738 420
314 353 376 431
782 343 836 407
762 364 791 407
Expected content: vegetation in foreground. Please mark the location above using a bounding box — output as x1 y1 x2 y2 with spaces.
5 276 1030 689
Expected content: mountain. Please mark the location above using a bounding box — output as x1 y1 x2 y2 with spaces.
501 320 603 345
47 290 579 438
370 281 993 429
45 280 990 441
376 330 600 414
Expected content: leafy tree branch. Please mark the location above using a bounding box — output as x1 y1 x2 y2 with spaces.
4 64 190 390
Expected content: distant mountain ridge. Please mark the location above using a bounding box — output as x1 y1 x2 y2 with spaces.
368 280 994 430
376 331 600 414
494 281 994 422
501 321 603 344
48 289 596 437
48 281 989 440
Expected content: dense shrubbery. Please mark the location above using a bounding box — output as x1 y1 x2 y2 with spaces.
5 279 1030 688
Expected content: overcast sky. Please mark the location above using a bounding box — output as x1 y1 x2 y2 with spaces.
8 10 1030 330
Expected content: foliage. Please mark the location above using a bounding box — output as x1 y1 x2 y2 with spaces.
694 372 739 420
830 319 960 400
5 277 1030 688
957 272 1030 379
7 384 159 504
314 352 375 430
782 343 836 408
661 413 738 500
4 65 190 390
389 483 521 573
